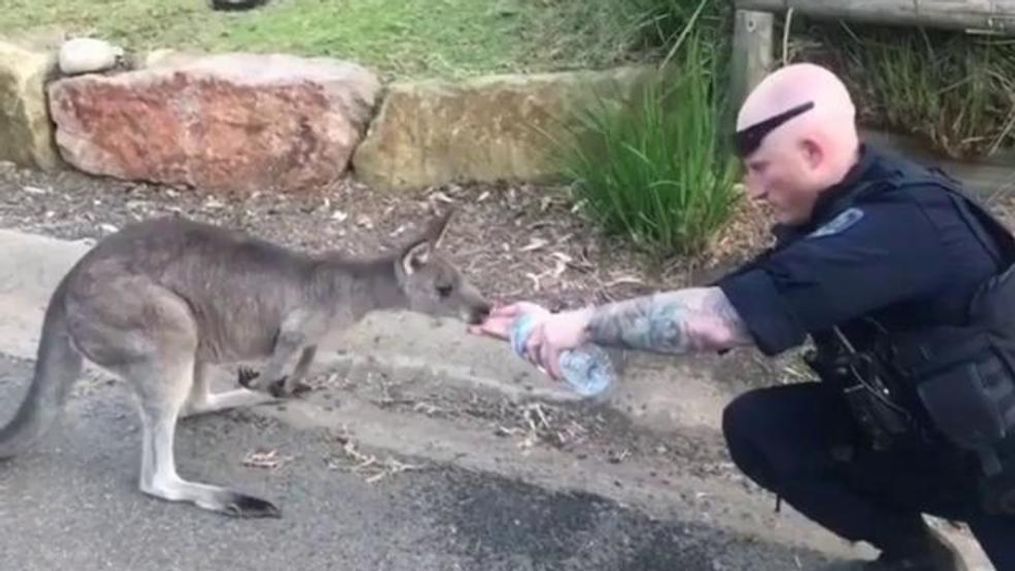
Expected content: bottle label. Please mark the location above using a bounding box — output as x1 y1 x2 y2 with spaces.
509 312 614 397
510 313 535 358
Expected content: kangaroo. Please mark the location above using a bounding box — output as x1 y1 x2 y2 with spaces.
0 210 490 518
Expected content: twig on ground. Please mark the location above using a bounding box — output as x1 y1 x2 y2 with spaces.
328 438 425 484
242 448 292 470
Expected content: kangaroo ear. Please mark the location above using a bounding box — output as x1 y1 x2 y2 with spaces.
400 210 452 275
400 239 432 276
425 208 454 249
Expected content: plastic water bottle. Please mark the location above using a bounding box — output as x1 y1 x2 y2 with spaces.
509 312 617 397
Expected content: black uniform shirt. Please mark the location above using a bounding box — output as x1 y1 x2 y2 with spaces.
716 144 1002 356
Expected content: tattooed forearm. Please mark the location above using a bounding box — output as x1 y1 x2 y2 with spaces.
584 287 753 354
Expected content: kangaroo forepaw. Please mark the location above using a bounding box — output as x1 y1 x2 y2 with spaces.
267 377 311 398
237 367 261 388
237 368 296 397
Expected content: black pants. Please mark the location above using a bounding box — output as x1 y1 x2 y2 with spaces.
721 382 1015 569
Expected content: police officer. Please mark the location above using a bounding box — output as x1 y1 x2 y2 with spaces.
471 62 1015 570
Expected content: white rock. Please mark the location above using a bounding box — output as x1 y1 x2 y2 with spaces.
58 38 124 75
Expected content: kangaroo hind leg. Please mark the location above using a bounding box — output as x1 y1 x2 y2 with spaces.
128 355 279 517
71 277 280 518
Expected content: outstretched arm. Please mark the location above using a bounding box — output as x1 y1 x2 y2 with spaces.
584 287 753 355
471 287 755 381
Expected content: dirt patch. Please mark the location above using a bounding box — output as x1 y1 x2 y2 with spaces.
0 160 772 311
292 355 754 495
14 160 1015 314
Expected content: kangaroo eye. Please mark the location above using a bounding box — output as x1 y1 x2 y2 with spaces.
437 284 453 298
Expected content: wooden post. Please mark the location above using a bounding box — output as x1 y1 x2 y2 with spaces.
729 9 774 117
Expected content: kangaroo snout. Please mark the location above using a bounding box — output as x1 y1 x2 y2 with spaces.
467 301 492 325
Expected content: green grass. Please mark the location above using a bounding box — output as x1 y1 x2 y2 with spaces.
856 32 1015 159
541 0 740 259
5 0 1010 158
0 0 666 79
547 23 741 259
788 19 1015 159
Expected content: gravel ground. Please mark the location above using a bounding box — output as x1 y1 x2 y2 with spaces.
6 160 1014 315
0 354 848 571
0 161 776 312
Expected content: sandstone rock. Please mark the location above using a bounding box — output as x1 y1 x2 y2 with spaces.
48 53 382 194
0 41 60 170
351 65 660 192
58 38 125 76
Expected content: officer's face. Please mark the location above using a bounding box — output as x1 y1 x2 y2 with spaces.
741 137 823 225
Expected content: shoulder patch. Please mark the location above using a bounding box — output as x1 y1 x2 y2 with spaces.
808 207 865 239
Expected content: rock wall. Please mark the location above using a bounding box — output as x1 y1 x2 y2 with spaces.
0 38 663 194
0 42 61 170
48 53 381 195
351 66 660 192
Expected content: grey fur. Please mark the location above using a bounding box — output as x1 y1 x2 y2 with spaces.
0 211 489 518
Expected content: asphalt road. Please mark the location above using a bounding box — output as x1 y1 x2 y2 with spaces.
0 353 871 571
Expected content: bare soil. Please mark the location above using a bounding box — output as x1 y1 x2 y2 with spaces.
0 161 776 313
7 158 1015 311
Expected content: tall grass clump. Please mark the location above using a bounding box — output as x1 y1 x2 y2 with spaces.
791 21 1015 159
626 0 731 57
547 25 740 259
855 31 1015 159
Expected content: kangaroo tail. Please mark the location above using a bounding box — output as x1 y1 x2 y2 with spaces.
0 278 83 459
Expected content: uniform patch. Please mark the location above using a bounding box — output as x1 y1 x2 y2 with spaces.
808 207 864 239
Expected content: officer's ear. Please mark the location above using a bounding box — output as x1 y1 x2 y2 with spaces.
800 138 823 169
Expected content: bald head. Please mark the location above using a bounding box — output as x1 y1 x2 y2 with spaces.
734 63 862 225
737 63 855 131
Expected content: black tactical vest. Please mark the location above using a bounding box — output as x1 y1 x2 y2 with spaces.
801 158 1015 515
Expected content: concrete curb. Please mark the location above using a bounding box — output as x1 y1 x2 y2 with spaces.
0 229 93 360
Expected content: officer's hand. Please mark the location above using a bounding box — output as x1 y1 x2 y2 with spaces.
468 301 550 340
525 308 594 381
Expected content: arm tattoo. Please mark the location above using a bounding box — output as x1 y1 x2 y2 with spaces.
584 287 753 354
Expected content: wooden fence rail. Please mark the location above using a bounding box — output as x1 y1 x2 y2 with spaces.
729 0 1015 110
734 1 1015 33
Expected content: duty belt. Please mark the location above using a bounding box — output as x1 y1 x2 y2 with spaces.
805 327 915 451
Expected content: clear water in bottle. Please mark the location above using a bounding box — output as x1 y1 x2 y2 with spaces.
509 312 617 397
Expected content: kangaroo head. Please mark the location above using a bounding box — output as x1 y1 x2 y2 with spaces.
394 210 491 325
